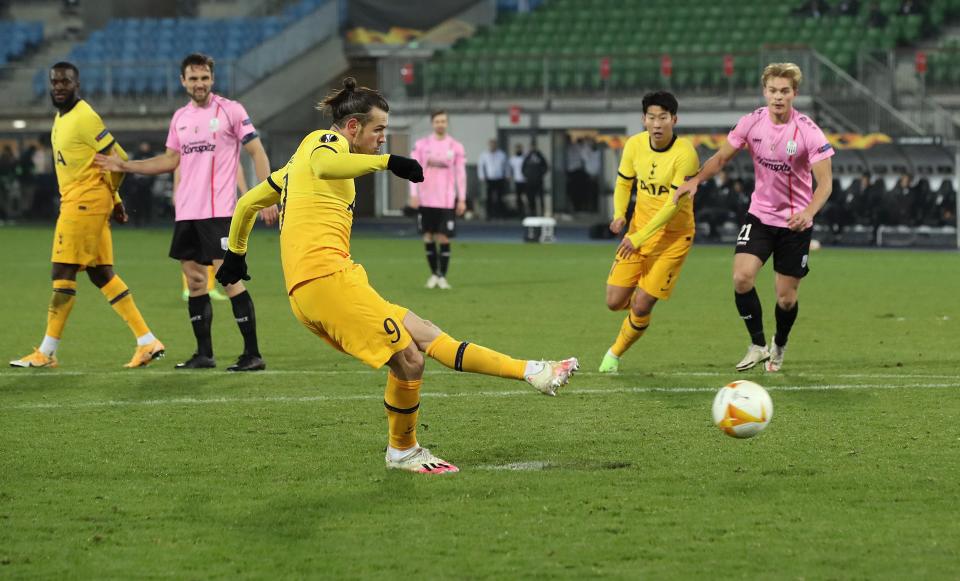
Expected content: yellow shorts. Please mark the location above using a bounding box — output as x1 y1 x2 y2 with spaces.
51 212 113 267
288 264 412 368
606 231 694 300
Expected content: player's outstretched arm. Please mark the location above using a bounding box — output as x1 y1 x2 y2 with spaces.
95 147 180 176
625 196 682 249
387 155 424 182
673 141 739 203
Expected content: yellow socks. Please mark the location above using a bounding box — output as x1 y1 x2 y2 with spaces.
45 279 78 340
100 275 150 338
425 332 526 379
610 312 651 357
384 372 422 450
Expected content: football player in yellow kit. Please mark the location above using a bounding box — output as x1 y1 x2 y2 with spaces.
10 62 164 369
599 91 700 373
217 78 578 475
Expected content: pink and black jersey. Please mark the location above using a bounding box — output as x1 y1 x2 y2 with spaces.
166 93 259 221
727 107 834 228
410 134 466 209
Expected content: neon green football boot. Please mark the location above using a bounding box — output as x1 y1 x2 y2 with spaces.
598 350 620 373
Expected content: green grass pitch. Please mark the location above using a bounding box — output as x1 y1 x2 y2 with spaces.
1 225 958 579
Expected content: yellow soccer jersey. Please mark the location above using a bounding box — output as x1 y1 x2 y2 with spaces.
615 132 699 236
228 129 389 293
51 99 122 215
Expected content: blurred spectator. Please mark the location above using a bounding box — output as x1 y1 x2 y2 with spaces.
17 143 37 180
13 144 37 219
582 139 601 213
926 181 956 227
62 0 79 14
509 143 527 215
565 135 588 212
692 174 720 239
32 142 52 176
477 139 508 219
899 0 921 16
834 0 860 16
521 142 548 216
822 172 873 240
882 172 925 226
794 0 829 17
127 141 157 227
695 171 742 240
31 134 58 221
867 1 888 27
720 172 751 219
0 145 16 178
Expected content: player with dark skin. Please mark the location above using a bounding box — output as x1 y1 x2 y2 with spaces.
49 67 127 290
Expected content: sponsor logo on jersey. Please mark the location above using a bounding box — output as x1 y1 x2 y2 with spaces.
755 156 791 173
182 143 216 154
320 133 339 143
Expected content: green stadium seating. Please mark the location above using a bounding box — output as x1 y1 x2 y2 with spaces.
421 0 949 97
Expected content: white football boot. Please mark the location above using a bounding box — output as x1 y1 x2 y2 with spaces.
425 274 440 289
765 343 786 372
525 357 579 396
736 344 770 372
386 446 459 474
436 277 452 290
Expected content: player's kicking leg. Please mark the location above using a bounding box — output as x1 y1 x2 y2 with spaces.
403 311 578 397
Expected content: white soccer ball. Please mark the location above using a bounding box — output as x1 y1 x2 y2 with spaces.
712 380 773 438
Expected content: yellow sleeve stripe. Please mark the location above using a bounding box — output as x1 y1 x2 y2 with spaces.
312 144 338 155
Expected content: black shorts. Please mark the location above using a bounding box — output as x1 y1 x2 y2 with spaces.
734 212 811 278
417 207 456 237
169 218 232 265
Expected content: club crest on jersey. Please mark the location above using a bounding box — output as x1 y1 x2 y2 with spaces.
786 140 797 155
209 117 220 132
321 134 338 143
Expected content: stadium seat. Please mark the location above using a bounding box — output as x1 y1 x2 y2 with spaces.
35 1 327 98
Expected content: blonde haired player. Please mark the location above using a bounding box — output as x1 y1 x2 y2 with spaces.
11 62 164 368
674 63 834 372
216 78 578 475
598 91 699 373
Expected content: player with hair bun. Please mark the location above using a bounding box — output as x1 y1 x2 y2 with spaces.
217 77 579 475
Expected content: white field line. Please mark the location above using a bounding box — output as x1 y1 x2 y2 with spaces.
0 369 957 380
3 382 960 411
